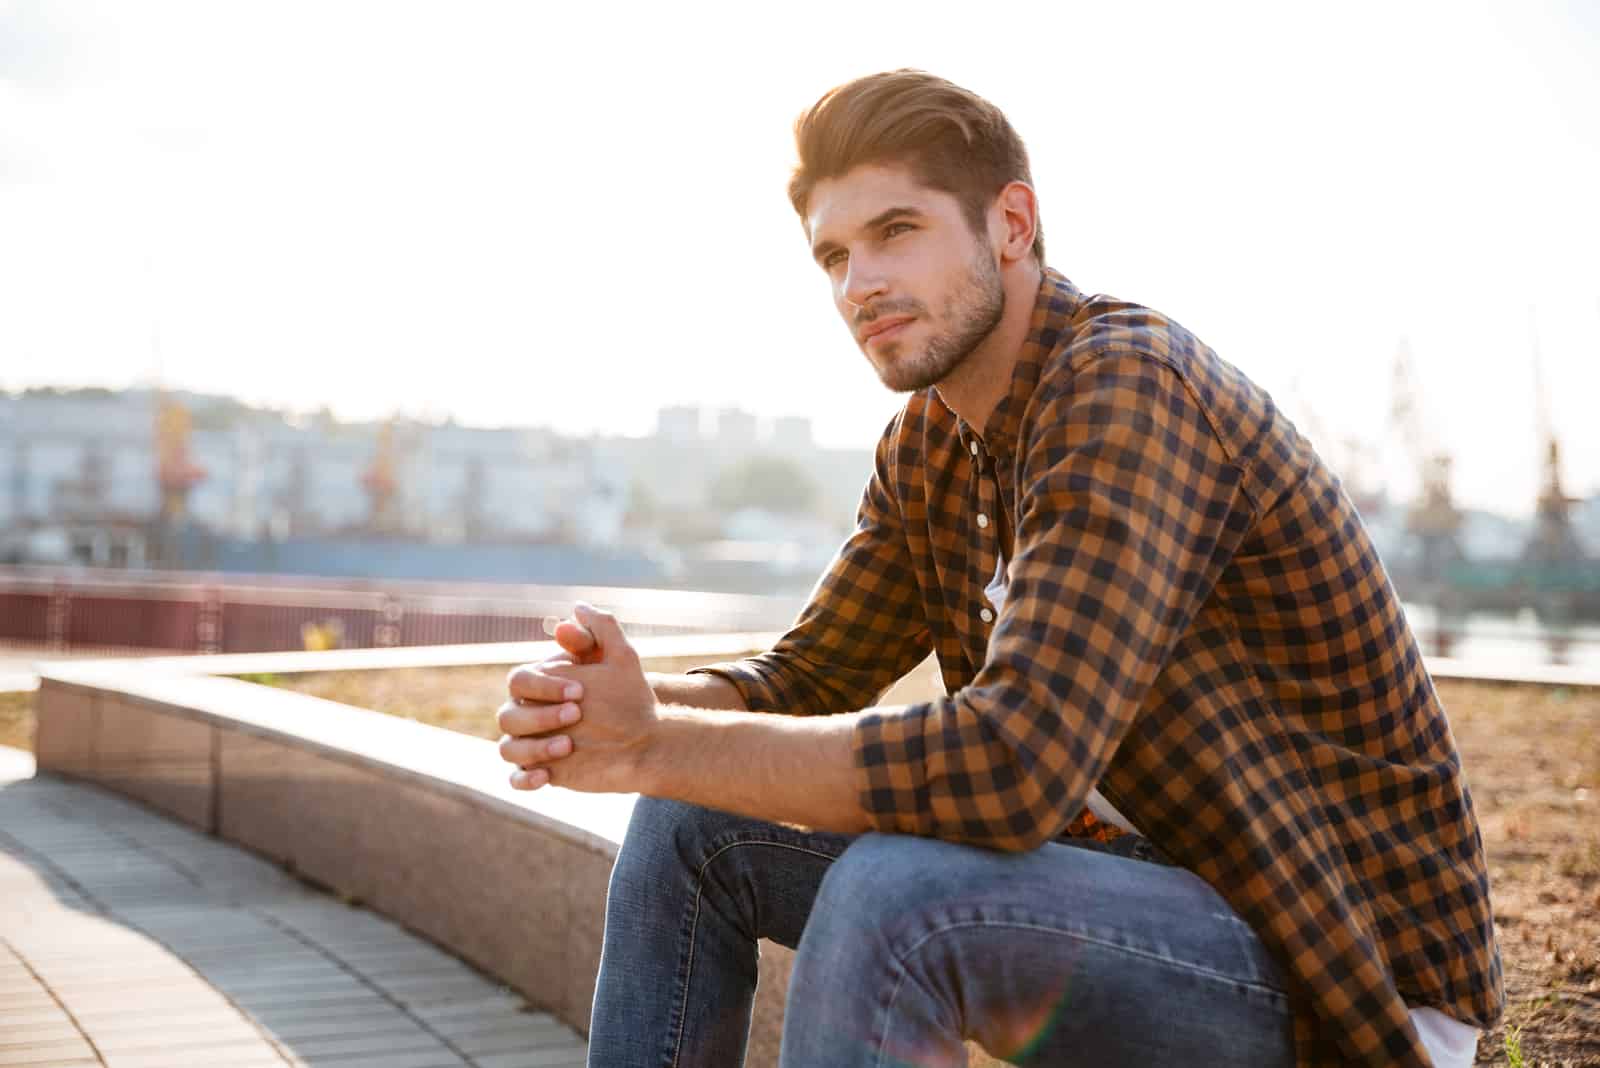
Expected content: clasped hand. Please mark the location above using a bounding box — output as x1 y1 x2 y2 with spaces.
496 603 658 793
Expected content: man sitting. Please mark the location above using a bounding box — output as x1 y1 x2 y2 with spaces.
497 70 1503 1067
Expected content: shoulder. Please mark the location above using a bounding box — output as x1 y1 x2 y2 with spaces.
1029 297 1207 441
1043 294 1261 442
1035 292 1310 512
1054 294 1209 376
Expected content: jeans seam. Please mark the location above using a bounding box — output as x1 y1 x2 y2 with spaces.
668 838 845 1068
902 918 1289 1002
864 918 1288 1065
875 955 915 1068
867 923 1289 1067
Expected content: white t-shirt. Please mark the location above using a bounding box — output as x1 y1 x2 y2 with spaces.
982 552 1478 1067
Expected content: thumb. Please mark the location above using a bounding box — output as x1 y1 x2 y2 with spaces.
553 618 600 662
573 602 629 657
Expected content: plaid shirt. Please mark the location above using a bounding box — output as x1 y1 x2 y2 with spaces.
694 269 1503 1065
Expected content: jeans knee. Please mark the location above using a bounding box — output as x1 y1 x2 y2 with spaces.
622 795 707 850
799 833 928 961
813 833 934 922
612 797 781 894
616 797 713 876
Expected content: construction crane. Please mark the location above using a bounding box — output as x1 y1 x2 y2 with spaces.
1522 314 1585 568
154 389 207 523
1389 339 1463 584
360 417 405 535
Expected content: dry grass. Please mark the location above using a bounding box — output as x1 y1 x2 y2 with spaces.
233 666 512 739
0 691 34 752
1437 680 1600 1065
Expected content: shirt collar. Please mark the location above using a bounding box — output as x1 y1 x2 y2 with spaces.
955 267 1086 464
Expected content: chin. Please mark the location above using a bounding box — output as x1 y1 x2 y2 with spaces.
877 364 946 394
873 346 963 393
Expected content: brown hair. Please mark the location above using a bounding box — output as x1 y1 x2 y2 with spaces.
788 69 1044 264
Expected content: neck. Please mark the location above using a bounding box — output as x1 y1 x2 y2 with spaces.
933 259 1043 434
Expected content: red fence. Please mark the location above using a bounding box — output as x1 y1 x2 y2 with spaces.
7 565 1594 667
0 566 800 655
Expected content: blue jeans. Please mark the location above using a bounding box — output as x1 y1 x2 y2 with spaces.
587 798 1294 1067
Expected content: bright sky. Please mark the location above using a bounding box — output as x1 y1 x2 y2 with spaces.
2 1 1597 516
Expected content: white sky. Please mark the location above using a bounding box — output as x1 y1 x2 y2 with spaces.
2 0 1597 516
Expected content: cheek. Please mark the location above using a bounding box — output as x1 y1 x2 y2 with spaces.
831 288 854 322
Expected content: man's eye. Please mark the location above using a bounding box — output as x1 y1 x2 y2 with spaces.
885 222 914 238
822 250 847 269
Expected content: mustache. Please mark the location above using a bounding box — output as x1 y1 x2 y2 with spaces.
854 299 925 330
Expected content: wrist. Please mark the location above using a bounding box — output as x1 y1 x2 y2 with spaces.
629 699 675 795
647 670 749 712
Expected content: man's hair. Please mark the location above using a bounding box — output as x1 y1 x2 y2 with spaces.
788 69 1044 264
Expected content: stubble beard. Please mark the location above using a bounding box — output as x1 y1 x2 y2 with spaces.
871 246 1005 394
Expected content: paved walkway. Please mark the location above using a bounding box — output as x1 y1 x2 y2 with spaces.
0 749 589 1068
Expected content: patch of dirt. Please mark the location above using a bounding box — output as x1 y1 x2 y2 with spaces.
1440 680 1600 1066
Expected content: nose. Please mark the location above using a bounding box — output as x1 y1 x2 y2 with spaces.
841 254 887 313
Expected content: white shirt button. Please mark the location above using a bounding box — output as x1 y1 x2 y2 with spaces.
976 513 989 529
969 440 979 455
979 607 994 623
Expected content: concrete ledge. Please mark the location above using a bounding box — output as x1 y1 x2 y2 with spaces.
33 684 98 774
30 633 851 1067
95 694 215 829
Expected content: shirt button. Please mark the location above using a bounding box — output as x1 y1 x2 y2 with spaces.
969 440 979 455
979 607 994 623
976 513 989 529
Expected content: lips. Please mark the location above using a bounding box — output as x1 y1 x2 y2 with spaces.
859 316 914 344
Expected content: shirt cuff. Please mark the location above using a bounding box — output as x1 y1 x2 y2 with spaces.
852 700 939 837
852 695 1121 848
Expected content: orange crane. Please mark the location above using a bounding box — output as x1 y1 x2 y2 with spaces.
155 390 207 523
361 418 404 534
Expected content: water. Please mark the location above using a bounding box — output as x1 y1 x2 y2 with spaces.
1402 602 1600 671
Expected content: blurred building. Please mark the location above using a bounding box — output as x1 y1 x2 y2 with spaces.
0 389 630 574
714 407 759 450
654 405 701 444
0 391 871 593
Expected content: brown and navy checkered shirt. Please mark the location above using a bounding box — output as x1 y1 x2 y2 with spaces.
694 269 1503 1065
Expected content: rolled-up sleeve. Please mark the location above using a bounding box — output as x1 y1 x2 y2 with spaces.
689 412 933 716
853 352 1252 850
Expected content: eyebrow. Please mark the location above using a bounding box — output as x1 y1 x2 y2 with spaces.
811 205 926 264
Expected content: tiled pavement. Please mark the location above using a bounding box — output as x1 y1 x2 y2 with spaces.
0 750 588 1068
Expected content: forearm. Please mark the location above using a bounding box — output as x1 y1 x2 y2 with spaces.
646 671 748 711
637 705 875 835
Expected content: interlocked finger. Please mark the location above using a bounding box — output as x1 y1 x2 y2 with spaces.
497 698 582 737
498 731 574 767
506 665 583 704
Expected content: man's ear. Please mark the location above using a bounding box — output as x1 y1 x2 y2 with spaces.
991 181 1038 265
